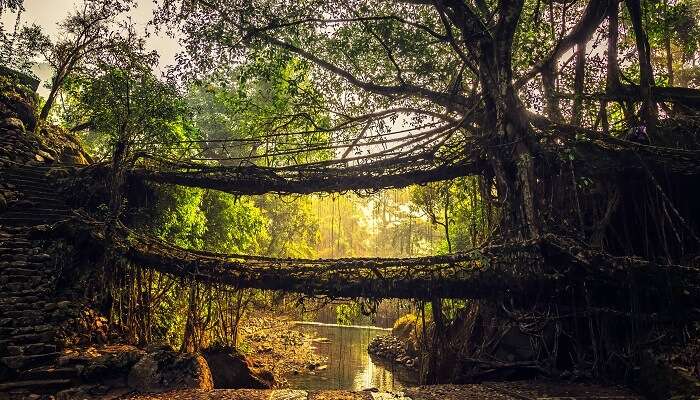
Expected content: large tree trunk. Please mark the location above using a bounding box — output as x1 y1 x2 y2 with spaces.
477 18 540 239
38 78 61 121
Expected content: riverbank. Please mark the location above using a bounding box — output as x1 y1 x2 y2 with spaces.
237 316 327 387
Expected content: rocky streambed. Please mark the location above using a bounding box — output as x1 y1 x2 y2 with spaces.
367 334 419 372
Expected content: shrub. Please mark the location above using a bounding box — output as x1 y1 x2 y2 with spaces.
392 314 417 339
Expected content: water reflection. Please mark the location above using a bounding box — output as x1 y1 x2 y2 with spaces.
286 323 417 391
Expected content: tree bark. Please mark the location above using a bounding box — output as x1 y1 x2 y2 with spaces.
626 0 658 133
572 43 586 126
543 62 564 122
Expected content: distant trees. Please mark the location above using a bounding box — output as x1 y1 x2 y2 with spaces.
0 1 47 75
62 26 186 160
38 0 134 120
185 56 332 167
0 0 23 37
0 0 22 14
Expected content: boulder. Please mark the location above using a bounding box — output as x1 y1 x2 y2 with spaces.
1 94 37 132
127 349 213 393
1 117 25 132
59 146 90 165
203 346 273 389
81 347 145 382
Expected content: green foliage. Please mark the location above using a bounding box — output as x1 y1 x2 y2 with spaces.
314 195 370 258
201 191 267 254
645 0 700 62
368 189 440 257
392 313 418 339
187 55 332 166
409 177 492 253
336 303 363 326
0 73 37 107
256 195 319 258
62 31 193 159
1 22 50 74
147 185 206 249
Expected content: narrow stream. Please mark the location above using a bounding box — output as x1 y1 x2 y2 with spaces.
285 322 418 391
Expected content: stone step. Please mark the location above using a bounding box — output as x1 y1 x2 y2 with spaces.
0 167 52 176
0 267 51 276
10 197 67 207
10 195 69 205
0 296 41 305
2 310 44 319
0 287 50 297
0 254 52 263
1 177 52 188
20 366 79 381
1 183 57 194
0 304 45 315
5 343 58 357
0 275 46 285
3 191 61 201
0 215 71 224
0 234 32 239
0 216 70 227
0 249 33 256
0 378 72 394
0 209 71 217
0 165 48 173
0 259 46 267
0 324 55 339
0 317 48 330
0 166 53 175
2 199 63 208
1 351 61 369
6 201 71 211
0 332 55 346
0 280 52 292
1 170 50 178
0 225 32 231
0 229 32 235
0 239 32 246
1 178 51 188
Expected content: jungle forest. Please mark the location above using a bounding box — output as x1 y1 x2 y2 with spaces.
0 0 699 398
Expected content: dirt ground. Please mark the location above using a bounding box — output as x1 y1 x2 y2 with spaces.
119 382 642 400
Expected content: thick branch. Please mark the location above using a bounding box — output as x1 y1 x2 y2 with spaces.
515 0 613 88
248 30 473 112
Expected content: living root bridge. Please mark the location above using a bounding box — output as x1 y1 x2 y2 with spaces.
127 120 700 197
58 220 699 307
129 153 486 195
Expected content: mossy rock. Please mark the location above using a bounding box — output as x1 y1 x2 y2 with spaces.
0 74 39 131
0 65 40 91
392 314 418 340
